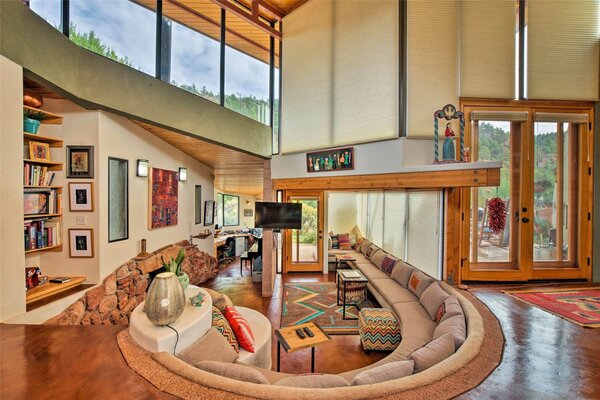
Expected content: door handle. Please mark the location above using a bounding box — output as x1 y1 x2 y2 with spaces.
522 217 530 223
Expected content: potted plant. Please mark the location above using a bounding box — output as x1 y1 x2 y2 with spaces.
161 248 189 290
23 109 47 134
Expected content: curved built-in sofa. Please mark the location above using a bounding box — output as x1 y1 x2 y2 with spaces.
145 240 485 399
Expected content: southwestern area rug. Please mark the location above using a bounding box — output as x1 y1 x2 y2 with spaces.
504 287 600 328
280 282 359 334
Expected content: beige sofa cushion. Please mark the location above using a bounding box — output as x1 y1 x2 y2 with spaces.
204 288 234 312
420 282 451 321
351 361 414 386
391 261 415 288
370 250 388 269
360 240 373 254
354 263 390 281
433 314 467 349
370 279 418 305
196 360 269 384
275 374 350 388
177 327 239 365
409 334 455 373
407 270 435 298
438 295 464 323
392 301 437 340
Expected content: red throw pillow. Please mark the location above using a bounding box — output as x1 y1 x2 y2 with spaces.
224 306 255 353
338 234 351 250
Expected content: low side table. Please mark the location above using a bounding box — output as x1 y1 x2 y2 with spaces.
335 254 356 271
274 322 331 373
337 269 368 320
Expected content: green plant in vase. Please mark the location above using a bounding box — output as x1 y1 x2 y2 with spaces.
161 248 189 291
23 109 47 134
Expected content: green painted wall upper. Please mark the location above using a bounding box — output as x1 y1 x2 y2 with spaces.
0 0 271 159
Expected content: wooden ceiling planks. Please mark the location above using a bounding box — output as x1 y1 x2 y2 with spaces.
133 120 265 197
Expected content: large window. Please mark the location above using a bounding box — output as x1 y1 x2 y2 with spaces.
70 0 156 76
222 194 239 226
29 0 62 31
216 193 224 227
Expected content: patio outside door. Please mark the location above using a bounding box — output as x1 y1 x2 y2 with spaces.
284 191 324 273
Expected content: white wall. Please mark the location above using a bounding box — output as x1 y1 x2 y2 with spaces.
98 112 214 279
0 55 26 321
215 189 256 231
327 192 358 234
271 138 432 180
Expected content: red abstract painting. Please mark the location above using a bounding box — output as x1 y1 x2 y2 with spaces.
149 168 178 229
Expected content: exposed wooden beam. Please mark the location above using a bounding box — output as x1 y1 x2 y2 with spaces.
257 0 284 21
210 0 282 39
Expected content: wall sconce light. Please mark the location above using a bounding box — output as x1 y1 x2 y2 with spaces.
137 159 149 177
178 167 188 182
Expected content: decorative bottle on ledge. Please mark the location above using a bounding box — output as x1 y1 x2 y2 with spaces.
144 272 185 326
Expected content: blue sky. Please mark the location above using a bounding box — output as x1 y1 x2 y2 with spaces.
30 0 269 99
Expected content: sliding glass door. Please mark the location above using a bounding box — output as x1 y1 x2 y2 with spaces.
461 104 593 282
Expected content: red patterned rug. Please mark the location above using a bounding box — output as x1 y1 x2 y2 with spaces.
505 287 600 328
280 282 359 334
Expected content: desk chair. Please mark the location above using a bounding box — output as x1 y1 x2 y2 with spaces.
218 238 235 266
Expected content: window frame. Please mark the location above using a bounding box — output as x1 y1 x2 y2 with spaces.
221 193 240 227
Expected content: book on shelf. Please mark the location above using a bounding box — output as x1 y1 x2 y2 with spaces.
23 163 56 186
24 220 61 251
23 187 61 215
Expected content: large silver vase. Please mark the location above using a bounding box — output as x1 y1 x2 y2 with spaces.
144 272 185 326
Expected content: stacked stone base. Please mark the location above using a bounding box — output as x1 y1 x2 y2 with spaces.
45 240 218 325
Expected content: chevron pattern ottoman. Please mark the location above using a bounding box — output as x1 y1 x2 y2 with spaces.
358 308 401 352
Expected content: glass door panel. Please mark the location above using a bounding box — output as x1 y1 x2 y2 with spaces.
285 191 323 272
469 121 520 270
533 122 578 267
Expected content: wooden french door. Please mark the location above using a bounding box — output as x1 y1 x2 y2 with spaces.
460 102 593 282
284 191 324 273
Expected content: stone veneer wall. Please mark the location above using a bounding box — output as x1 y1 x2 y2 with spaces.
45 240 218 325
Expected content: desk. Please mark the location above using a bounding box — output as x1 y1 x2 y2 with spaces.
214 233 253 257
129 286 212 354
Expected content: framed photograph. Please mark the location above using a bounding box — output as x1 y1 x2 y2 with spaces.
149 167 178 229
108 158 128 242
23 190 50 215
69 228 94 258
69 182 94 212
307 146 354 172
195 185 202 225
204 200 214 226
29 141 51 162
67 145 94 178
244 209 253 217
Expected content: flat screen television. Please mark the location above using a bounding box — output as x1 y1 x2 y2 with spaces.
254 202 302 229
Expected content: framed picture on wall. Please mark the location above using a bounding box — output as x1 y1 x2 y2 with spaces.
204 200 214 226
195 185 202 225
108 157 128 242
66 145 94 178
244 209 253 217
69 182 94 212
148 167 178 229
69 228 94 258
306 146 354 172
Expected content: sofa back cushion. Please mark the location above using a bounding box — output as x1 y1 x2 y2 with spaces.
409 333 455 373
370 250 388 269
407 270 435 298
352 360 414 385
338 234 352 250
177 327 239 365
437 295 464 323
205 288 234 312
275 374 350 388
420 282 451 321
433 314 466 349
197 360 269 384
391 261 415 287
365 245 380 259
212 306 239 352
360 240 373 254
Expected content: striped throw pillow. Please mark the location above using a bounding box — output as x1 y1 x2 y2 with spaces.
331 235 339 249
338 234 351 250
212 306 239 352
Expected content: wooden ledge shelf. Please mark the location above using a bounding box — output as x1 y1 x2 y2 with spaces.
23 105 64 124
25 244 63 254
23 132 64 147
24 213 61 220
272 161 502 190
26 276 87 305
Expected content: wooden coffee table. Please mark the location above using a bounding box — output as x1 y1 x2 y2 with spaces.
274 322 331 373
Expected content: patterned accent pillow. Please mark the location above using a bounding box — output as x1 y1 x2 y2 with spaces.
331 235 339 249
436 302 447 323
353 238 364 251
224 306 256 353
365 245 379 259
408 273 421 293
338 234 351 250
380 256 398 275
212 306 239 353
